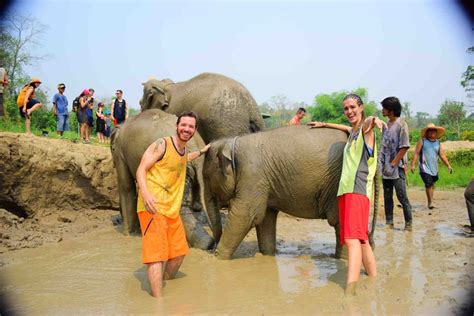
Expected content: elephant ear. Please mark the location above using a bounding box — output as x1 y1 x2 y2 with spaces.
217 142 233 176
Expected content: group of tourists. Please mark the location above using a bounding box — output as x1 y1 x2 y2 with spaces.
74 88 128 143
13 77 129 143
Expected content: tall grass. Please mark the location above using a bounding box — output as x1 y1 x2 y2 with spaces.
406 149 473 189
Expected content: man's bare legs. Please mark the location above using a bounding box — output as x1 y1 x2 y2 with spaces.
345 239 377 295
164 255 185 280
24 103 43 134
147 256 185 298
426 185 435 209
147 261 164 298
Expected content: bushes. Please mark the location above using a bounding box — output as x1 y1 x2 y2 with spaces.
446 149 474 166
461 130 474 141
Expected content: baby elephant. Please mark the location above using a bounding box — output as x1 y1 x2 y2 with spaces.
203 125 378 259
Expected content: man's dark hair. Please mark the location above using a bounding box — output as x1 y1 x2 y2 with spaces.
381 96 402 117
89 88 95 92
116 89 123 94
177 111 198 127
297 107 306 114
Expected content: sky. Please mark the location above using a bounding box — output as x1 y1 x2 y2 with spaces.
5 0 473 116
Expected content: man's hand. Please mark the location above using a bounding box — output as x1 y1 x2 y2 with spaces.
142 191 158 214
200 143 211 154
411 165 416 174
307 121 325 128
448 166 453 174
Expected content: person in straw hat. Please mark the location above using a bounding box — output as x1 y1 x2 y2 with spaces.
16 77 44 134
411 123 453 209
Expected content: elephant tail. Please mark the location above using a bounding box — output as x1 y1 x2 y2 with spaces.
369 169 380 249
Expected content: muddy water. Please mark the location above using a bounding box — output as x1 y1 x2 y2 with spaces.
1 189 473 315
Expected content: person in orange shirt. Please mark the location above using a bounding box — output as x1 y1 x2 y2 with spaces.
136 111 210 298
289 107 306 125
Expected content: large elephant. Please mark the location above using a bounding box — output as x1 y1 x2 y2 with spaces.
111 109 214 250
203 125 379 259
140 72 265 143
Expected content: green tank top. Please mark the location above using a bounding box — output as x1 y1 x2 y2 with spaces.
337 127 377 199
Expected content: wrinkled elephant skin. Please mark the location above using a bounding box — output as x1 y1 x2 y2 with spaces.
140 72 265 143
203 125 377 259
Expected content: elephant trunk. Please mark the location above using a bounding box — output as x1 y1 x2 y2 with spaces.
369 170 380 248
203 182 222 244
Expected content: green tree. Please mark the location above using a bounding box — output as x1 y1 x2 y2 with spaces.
460 46 474 112
307 87 377 125
415 111 430 128
401 102 412 119
0 14 47 96
437 100 466 139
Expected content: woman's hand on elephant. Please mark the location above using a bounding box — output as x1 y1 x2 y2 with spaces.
307 121 325 128
142 192 158 214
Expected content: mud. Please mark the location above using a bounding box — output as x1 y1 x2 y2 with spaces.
1 188 472 315
0 132 118 219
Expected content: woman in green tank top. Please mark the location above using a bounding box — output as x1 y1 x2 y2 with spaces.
308 94 386 295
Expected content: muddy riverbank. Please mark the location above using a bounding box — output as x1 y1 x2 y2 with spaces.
1 188 473 315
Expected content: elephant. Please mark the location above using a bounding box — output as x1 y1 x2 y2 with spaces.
139 72 265 143
202 125 379 259
110 109 214 250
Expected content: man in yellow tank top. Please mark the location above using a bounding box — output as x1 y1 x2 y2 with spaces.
136 111 210 298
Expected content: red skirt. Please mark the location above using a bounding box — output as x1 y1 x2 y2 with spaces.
338 193 370 246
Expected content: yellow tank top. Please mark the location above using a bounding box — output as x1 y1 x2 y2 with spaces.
137 137 188 218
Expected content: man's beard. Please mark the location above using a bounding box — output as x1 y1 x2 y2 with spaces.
177 128 195 142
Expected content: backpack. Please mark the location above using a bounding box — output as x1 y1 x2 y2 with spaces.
72 96 80 113
16 84 30 108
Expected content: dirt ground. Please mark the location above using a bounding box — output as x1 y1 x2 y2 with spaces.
1 187 473 315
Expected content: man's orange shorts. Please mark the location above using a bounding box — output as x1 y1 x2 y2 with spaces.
338 193 370 246
138 211 189 264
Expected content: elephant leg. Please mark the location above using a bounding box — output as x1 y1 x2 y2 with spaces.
216 195 267 260
256 207 279 255
180 207 214 250
180 171 214 250
116 158 139 235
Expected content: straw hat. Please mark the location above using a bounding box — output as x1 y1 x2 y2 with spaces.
29 77 42 84
421 123 445 139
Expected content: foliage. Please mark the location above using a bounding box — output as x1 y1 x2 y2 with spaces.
407 164 474 188
415 111 431 128
461 130 474 141
129 108 140 117
401 102 412 119
407 149 473 188
408 130 420 145
0 14 47 96
307 87 377 126
437 100 467 139
460 46 474 112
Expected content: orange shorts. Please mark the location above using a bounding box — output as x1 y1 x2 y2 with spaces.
138 211 189 264
338 193 370 246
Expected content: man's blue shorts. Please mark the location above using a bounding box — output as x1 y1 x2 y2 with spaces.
56 114 69 132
